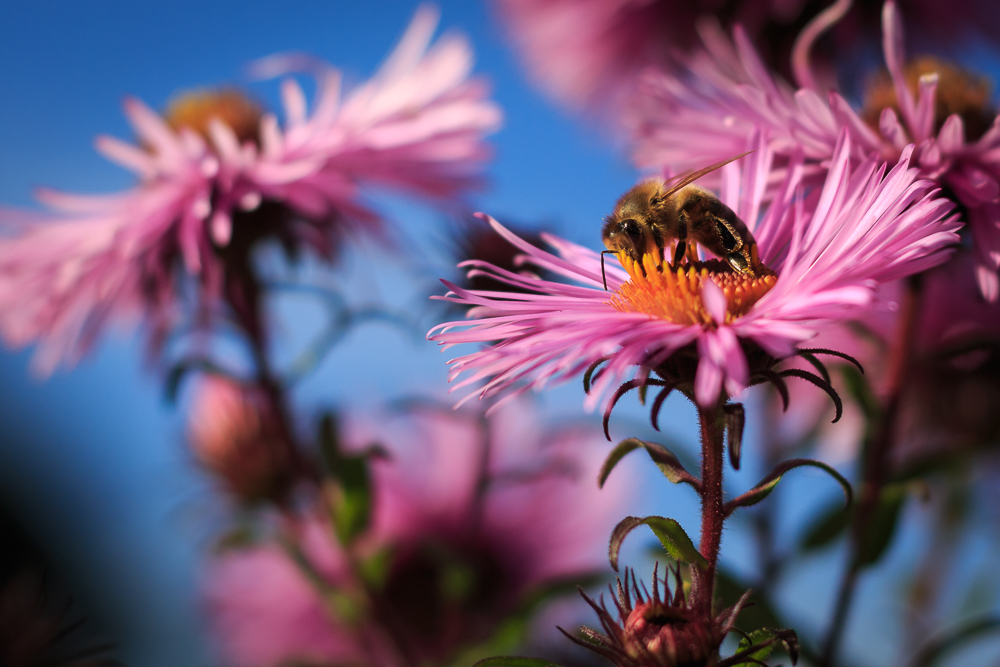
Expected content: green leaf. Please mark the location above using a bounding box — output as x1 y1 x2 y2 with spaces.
800 501 852 551
856 483 906 567
609 516 707 571
735 629 779 665
598 438 699 489
911 616 1000 667
722 628 799 667
801 483 909 564
356 546 394 589
326 458 373 545
841 365 880 431
473 657 562 667
725 458 852 517
317 412 375 545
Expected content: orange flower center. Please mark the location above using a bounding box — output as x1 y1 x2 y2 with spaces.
862 57 995 141
164 88 264 146
609 253 777 325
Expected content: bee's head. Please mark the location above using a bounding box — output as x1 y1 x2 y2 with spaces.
601 179 666 262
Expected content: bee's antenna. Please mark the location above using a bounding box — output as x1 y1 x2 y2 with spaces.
600 250 615 291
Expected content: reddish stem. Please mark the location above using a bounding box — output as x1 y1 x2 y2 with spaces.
821 275 923 666
697 403 726 614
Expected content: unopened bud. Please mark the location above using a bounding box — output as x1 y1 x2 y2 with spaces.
187 376 294 503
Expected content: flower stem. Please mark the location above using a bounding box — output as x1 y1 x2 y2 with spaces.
224 266 315 490
697 403 726 614
821 275 923 666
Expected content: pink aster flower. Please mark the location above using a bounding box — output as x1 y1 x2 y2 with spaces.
204 399 627 667
494 0 999 115
627 0 1000 299
430 135 959 415
0 6 501 373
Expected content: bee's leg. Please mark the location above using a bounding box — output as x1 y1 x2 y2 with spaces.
672 222 688 266
726 251 753 274
672 241 687 266
685 242 700 264
713 217 743 254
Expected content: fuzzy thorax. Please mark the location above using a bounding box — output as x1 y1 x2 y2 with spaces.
609 252 777 326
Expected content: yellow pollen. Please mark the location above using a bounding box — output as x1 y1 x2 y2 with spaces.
164 88 264 146
609 253 777 325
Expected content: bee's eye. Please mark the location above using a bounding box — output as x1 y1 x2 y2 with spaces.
620 218 643 244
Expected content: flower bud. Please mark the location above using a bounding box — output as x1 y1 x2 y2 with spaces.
187 376 295 504
561 565 741 667
622 600 715 667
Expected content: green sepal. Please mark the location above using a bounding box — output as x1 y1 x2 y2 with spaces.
724 403 745 471
583 357 610 394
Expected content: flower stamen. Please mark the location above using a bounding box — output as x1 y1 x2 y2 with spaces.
609 252 777 325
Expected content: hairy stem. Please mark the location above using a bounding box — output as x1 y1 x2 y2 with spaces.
697 403 727 614
821 275 923 666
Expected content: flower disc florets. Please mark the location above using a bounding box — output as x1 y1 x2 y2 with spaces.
862 57 995 142
164 88 265 146
611 254 777 326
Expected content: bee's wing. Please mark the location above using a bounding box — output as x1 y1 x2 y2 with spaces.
661 151 754 199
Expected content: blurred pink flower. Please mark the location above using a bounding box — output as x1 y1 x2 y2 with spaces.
627 1 1000 299
494 0 1000 114
204 518 368 667
430 135 958 412
0 5 501 374
205 399 628 667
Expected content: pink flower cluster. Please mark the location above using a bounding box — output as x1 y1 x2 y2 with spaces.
626 2 1000 299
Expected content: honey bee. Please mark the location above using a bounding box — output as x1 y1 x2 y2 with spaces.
600 152 760 289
